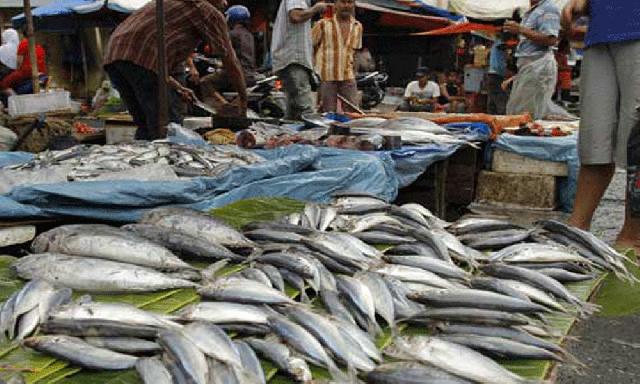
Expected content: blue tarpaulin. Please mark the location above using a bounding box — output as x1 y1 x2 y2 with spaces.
493 134 579 212
0 145 398 222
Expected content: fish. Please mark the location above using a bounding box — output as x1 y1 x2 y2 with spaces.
436 323 564 354
12 253 199 293
438 334 564 361
208 357 241 384
537 219 634 280
0 226 36 247
157 329 209 384
382 277 426 320
407 229 452 263
469 277 531 303
408 288 549 314
388 205 431 229
319 289 356 325
122 223 244 262
357 272 396 329
335 275 378 333
385 243 441 258
280 268 311 304
331 317 382 364
245 229 306 244
84 337 161 355
449 218 523 235
401 203 451 229
374 264 457 289
15 286 71 342
23 335 138 370
461 229 533 250
499 280 569 314
490 243 591 265
241 267 273 288
353 231 416 245
198 276 296 305
386 336 533 384
181 322 242 368
365 362 474 384
200 259 229 282
536 268 594 283
218 323 271 336
6 280 55 340
246 336 313 383
318 206 338 232
234 340 267 384
384 255 470 281
255 263 285 292
243 221 316 235
136 357 174 384
46 301 181 337
302 232 382 271
177 302 268 325
140 207 255 251
255 249 320 283
481 263 597 314
268 314 339 375
343 212 405 233
32 224 194 271
408 307 531 327
284 306 375 372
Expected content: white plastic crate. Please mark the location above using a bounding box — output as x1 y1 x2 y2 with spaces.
8 91 71 117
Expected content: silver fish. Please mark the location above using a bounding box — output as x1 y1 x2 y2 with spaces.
255 263 285 292
12 253 199 293
246 336 313 383
198 276 296 305
335 275 378 333
234 340 267 384
366 361 473 384
374 264 456 289
178 302 268 325
23 335 138 370
383 255 470 281
438 334 564 361
136 357 174 384
0 226 35 247
181 322 242 369
386 336 533 384
32 224 193 271
84 337 161 355
357 272 396 329
158 329 209 384
140 207 255 250
408 288 549 314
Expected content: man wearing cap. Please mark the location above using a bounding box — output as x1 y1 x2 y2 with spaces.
399 67 440 112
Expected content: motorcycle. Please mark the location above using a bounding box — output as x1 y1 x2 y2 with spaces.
356 71 388 110
222 75 285 119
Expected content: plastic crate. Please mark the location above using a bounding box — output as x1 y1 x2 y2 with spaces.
8 91 71 117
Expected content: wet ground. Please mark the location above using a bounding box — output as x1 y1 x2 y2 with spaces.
557 170 640 384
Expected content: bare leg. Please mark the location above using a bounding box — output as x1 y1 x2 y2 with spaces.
568 164 616 230
615 189 640 259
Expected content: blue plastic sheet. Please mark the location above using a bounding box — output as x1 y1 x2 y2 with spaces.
0 144 398 222
0 152 33 168
386 122 491 187
493 134 578 212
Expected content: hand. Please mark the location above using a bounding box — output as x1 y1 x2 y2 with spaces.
177 86 196 103
312 2 329 14
561 0 588 30
501 79 512 92
503 21 522 35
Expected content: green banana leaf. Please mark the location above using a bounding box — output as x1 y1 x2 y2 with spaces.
0 198 609 383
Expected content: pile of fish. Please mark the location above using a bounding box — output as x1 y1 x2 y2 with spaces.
1 142 264 180
3 193 635 383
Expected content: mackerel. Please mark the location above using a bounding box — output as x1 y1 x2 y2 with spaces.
198 276 296 305
408 288 549 314
84 337 161 355
136 357 173 384
157 329 209 384
246 336 313 383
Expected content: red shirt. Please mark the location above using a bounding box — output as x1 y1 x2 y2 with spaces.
1 39 47 90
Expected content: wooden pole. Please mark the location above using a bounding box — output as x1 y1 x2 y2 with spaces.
155 0 169 138
80 35 89 102
23 0 40 94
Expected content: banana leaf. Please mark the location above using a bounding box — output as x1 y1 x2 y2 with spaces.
0 198 608 383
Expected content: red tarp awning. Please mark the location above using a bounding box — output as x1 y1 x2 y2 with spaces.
356 1 452 31
412 22 500 36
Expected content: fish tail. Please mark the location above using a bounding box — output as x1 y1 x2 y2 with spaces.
326 359 350 383
576 301 600 318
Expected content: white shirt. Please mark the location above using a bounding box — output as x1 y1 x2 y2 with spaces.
404 80 440 100
271 0 314 73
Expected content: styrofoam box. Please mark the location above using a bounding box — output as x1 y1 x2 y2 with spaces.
8 91 71 117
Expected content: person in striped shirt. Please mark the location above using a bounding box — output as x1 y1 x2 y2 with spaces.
312 0 363 112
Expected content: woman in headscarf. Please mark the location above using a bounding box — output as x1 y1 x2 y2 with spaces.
0 29 19 80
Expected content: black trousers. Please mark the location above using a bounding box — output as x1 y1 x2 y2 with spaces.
486 73 507 115
105 60 182 140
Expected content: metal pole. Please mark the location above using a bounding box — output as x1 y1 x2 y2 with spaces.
23 0 40 94
155 0 169 138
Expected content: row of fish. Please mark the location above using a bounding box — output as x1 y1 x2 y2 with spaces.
1 142 264 180
3 193 634 383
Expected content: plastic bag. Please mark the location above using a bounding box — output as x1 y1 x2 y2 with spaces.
507 53 573 120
